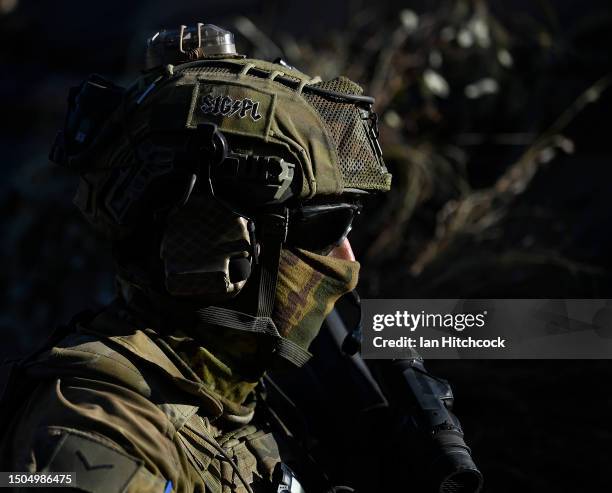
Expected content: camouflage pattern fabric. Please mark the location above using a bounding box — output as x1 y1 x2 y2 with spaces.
273 248 360 350
0 309 283 493
160 247 359 409
163 329 262 415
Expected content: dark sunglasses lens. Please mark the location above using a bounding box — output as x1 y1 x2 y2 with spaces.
287 206 357 253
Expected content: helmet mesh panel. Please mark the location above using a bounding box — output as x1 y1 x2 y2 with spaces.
302 77 389 191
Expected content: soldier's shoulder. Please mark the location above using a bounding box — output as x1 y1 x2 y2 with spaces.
25 427 171 493
24 307 188 397
24 322 220 423
24 327 161 399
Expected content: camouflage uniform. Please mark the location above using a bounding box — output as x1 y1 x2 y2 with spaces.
2 306 283 493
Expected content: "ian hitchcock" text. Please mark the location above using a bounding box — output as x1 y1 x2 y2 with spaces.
372 336 506 348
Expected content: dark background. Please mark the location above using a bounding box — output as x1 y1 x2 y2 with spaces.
1 0 611 491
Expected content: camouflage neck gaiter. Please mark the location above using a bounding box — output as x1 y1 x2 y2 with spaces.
272 248 360 351
118 247 359 409
163 328 262 419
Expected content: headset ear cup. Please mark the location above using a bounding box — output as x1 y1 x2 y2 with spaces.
160 196 253 299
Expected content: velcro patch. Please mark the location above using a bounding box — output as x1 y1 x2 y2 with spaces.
200 94 263 122
40 430 165 493
188 81 275 140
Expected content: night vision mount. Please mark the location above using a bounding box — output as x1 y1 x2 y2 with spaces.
101 122 296 229
189 123 296 216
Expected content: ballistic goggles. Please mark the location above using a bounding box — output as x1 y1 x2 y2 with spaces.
287 202 361 254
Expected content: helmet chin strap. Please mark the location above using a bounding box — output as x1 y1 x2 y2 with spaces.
190 122 311 367
196 210 312 368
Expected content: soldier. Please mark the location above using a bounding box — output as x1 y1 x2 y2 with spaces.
0 24 392 492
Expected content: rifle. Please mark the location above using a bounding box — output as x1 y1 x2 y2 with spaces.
266 292 483 492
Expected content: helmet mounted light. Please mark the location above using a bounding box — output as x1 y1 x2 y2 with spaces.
146 23 238 69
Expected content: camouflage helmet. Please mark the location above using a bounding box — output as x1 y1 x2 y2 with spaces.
51 25 391 239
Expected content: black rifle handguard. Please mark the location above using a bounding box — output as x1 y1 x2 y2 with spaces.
373 358 483 493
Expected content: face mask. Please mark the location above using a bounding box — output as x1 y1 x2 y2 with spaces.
273 248 360 351
157 246 360 409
